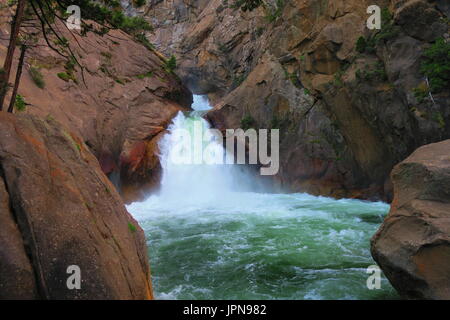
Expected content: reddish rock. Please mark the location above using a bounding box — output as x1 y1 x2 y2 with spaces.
0 113 153 299
120 131 166 203
371 140 450 299
0 178 37 299
0 16 192 202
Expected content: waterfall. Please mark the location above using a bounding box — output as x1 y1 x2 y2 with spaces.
151 95 255 205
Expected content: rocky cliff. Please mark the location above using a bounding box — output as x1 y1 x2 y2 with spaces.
143 0 450 201
0 113 152 299
371 139 450 299
0 15 192 203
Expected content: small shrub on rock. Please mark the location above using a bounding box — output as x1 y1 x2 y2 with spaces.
29 66 45 89
420 38 450 93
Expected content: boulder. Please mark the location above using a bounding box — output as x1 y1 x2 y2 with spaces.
0 113 153 299
371 140 450 299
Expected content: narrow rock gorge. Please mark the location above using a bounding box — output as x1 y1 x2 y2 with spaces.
0 15 192 203
145 0 450 201
0 0 449 301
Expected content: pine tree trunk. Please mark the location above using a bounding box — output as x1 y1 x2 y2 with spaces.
0 0 26 111
7 45 27 113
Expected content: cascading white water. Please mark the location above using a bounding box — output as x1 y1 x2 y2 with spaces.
155 95 255 205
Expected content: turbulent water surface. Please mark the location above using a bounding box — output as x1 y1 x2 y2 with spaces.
127 96 398 300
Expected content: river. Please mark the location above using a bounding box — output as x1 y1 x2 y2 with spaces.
127 95 398 300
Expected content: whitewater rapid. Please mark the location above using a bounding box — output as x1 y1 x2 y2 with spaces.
126 95 397 300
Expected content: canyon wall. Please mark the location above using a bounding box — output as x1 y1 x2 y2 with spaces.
144 0 450 200
0 2 198 298
0 16 192 203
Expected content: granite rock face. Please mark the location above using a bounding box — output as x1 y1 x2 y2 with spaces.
371 140 450 300
0 16 192 203
144 0 450 200
0 113 153 299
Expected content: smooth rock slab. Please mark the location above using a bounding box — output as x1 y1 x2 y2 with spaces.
0 113 153 299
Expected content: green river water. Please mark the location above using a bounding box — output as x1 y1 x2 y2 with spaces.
128 192 398 300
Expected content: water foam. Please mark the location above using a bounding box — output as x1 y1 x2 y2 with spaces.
126 96 397 300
